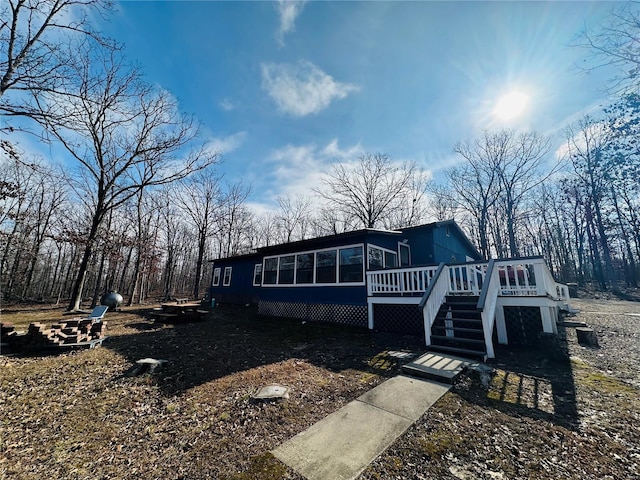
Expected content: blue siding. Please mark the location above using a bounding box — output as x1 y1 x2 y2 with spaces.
259 285 367 305
364 232 404 257
400 227 435 265
210 254 262 304
400 223 481 265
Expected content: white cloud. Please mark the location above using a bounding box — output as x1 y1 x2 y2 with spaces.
206 132 247 155
275 0 306 47
261 61 359 116
219 98 235 111
247 139 362 212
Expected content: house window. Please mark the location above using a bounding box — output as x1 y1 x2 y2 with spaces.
368 247 384 270
399 243 411 267
263 257 278 285
212 267 221 286
223 267 232 286
316 250 337 283
253 264 262 286
260 243 365 287
385 251 398 268
296 253 314 284
339 246 363 283
278 255 295 284
368 245 397 269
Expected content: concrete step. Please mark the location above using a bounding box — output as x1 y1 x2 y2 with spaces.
401 351 481 384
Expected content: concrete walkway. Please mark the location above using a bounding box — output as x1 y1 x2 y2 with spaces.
272 374 450 480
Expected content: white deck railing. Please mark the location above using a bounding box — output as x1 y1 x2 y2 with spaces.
366 265 440 295
367 257 569 302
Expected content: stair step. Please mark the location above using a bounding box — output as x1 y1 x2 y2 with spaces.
434 317 482 324
439 303 481 313
446 295 479 303
431 326 483 334
430 335 485 345
428 345 487 359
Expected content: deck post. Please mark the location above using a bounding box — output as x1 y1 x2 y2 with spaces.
540 306 557 334
367 302 374 329
495 305 508 345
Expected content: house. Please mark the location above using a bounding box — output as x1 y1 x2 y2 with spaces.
209 220 571 361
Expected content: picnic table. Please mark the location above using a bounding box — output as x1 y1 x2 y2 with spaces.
150 298 210 322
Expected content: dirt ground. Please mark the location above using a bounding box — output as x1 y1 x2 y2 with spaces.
1 297 639 480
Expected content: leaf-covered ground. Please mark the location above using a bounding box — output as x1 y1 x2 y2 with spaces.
1 297 639 480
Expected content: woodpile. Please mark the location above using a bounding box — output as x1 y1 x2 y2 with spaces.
0 319 107 352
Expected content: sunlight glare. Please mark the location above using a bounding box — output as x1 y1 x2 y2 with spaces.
493 90 529 121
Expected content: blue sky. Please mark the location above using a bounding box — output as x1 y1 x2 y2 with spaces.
23 1 623 211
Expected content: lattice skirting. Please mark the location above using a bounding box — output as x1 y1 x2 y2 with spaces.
372 304 424 335
258 301 367 328
504 306 543 346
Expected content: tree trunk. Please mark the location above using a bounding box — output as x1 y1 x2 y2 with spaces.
193 230 206 299
68 207 103 311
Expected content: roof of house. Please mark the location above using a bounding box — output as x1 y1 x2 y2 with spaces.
209 220 481 262
256 227 402 255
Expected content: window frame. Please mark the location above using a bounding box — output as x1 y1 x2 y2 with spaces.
367 244 398 269
253 264 262 286
398 242 411 267
223 266 232 286
261 243 365 287
212 267 221 286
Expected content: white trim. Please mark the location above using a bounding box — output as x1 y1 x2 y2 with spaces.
212 267 221 286
223 266 232 286
261 243 365 287
367 296 421 305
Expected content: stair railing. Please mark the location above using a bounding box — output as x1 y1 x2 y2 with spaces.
419 262 448 347
476 259 498 359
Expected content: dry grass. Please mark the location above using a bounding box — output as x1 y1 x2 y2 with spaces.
1 298 639 480
0 304 421 480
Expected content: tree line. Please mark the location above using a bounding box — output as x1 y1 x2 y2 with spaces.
1 1 640 308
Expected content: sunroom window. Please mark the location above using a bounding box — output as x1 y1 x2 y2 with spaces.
263 257 278 285
296 253 314 284
278 255 295 284
316 250 337 283
385 251 398 268
368 247 384 270
339 246 363 283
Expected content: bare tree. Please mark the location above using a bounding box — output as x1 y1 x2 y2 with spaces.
564 116 617 290
495 131 554 257
316 153 423 229
575 2 640 92
31 46 218 310
426 183 459 222
447 132 503 257
275 193 311 243
215 181 251 258
175 168 221 299
0 0 113 117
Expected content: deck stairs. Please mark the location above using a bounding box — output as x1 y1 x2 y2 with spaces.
428 295 487 360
